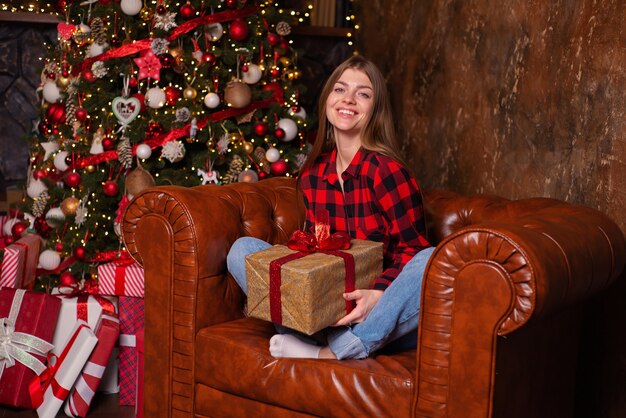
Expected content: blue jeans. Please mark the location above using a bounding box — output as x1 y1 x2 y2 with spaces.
227 237 435 360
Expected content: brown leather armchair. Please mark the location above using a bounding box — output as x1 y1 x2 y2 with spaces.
122 177 625 418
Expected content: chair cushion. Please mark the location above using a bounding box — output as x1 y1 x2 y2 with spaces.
195 318 416 418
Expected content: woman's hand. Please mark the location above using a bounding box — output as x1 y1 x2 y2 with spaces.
332 289 384 326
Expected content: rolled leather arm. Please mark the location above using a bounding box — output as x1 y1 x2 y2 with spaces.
121 177 304 417
415 191 626 418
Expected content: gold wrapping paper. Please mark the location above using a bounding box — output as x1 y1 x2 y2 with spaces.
245 239 383 335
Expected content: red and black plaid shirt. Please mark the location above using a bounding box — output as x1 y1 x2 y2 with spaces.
298 148 430 290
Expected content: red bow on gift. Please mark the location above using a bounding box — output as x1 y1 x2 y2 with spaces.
287 208 351 252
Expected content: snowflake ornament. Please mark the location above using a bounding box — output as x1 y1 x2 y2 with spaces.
151 38 169 55
154 12 178 31
175 107 191 123
161 140 186 163
75 196 89 227
91 61 107 78
217 134 230 154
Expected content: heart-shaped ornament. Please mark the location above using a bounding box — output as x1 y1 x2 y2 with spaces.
112 97 141 125
57 23 77 41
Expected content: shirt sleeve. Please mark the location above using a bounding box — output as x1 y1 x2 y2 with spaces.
371 161 430 291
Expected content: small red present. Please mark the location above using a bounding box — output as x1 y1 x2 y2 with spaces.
33 321 98 418
135 328 144 418
97 260 144 297
64 312 120 417
118 296 144 406
0 234 42 289
0 289 60 409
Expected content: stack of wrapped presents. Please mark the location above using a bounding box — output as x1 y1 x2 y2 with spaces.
0 231 145 418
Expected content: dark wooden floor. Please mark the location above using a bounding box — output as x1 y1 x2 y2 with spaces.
0 393 134 418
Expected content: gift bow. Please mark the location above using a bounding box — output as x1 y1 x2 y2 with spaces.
287 230 351 252
0 289 54 380
57 278 116 322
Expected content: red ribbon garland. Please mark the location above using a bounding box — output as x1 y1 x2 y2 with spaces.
29 323 91 408
268 229 356 326
73 5 259 75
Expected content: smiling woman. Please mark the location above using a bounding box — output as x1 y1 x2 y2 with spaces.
226 55 433 360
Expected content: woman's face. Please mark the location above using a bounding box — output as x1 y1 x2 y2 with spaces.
325 68 374 140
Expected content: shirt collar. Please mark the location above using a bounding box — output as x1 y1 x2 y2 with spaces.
323 148 366 183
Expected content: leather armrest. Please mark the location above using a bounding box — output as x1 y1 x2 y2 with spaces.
415 191 626 418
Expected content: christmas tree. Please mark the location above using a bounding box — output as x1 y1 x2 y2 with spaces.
17 0 312 291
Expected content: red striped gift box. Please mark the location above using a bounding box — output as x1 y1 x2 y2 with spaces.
97 260 144 297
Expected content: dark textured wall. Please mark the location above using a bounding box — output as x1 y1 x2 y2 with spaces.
356 0 625 231
355 1 625 416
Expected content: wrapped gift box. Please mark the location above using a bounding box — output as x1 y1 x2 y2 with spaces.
34 321 98 418
118 296 144 406
97 260 144 297
0 289 60 409
64 313 120 417
246 239 383 335
51 291 119 394
135 328 144 418
0 234 42 289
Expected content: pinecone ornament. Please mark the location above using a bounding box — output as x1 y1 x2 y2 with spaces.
222 155 244 184
32 191 49 217
117 137 133 169
91 17 107 45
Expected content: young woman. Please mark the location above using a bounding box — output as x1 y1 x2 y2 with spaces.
227 55 433 360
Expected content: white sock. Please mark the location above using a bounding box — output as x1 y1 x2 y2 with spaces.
269 334 322 359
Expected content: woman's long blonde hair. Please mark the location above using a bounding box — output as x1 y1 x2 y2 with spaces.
300 55 404 174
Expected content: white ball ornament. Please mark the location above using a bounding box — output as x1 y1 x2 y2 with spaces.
45 207 66 228
265 147 281 163
242 64 262 84
146 87 166 109
136 143 152 159
203 92 220 108
278 118 298 142
120 0 143 15
88 42 107 57
42 82 61 103
3 218 19 236
27 179 48 199
53 151 69 171
206 23 224 41
39 250 61 271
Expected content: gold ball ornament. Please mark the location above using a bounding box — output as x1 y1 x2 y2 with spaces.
56 75 71 89
243 141 254 155
60 196 80 216
125 165 155 196
140 7 154 21
279 57 292 67
85 165 96 173
169 46 184 58
224 80 251 108
183 86 197 100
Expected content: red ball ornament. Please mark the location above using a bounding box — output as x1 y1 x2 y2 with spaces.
267 32 280 46
47 72 56 80
241 64 249 72
59 271 77 287
253 122 268 136
55 243 64 252
270 160 288 177
110 35 121 47
99 0 112 4
61 69 70 78
270 67 280 77
103 181 119 197
45 103 67 126
4 236 14 246
226 0 237 8
179 2 196 19
146 121 164 138
129 77 138 88
258 170 268 180
164 86 181 105
229 18 249 41
73 246 86 260
156 4 167 14
39 121 51 135
102 137 115 150
279 40 289 52
34 216 52 238
131 93 146 112
52 128 60 135
159 53 175 68
82 68 96 83
64 172 82 188
11 222 27 238
203 52 216 66
274 128 285 140
33 169 47 180
75 107 88 123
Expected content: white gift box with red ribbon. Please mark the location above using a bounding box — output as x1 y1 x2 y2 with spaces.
64 313 120 417
33 321 98 418
97 261 144 297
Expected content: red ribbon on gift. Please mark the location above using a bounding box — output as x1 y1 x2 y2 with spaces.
57 279 116 322
29 323 90 408
268 210 356 326
112 258 136 296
